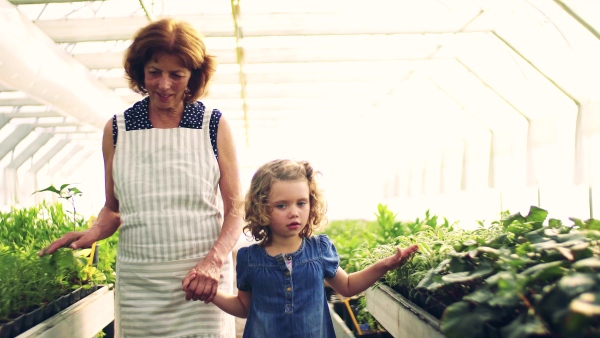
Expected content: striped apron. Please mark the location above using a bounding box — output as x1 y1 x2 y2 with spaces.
112 107 235 337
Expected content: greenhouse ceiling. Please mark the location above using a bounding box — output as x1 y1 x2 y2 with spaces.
0 0 599 211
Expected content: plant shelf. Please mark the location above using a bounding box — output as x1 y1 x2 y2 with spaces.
17 285 114 338
329 303 355 338
366 284 446 338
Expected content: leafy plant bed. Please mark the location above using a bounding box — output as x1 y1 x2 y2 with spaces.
390 284 448 320
0 196 118 338
0 285 103 338
360 205 600 338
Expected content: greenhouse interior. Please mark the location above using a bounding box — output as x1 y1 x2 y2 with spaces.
1 0 599 337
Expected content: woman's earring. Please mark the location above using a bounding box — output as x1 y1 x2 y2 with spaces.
185 88 191 96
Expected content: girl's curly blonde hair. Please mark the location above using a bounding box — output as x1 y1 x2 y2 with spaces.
243 159 327 246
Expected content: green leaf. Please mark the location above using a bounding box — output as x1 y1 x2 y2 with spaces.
500 312 549 338
441 302 496 338
520 261 566 280
524 227 548 244
525 206 548 224
463 287 494 303
502 211 527 226
506 222 533 236
462 239 477 247
570 292 600 316
570 218 585 229
33 185 61 195
73 249 92 257
68 187 83 195
573 257 600 271
557 273 598 299
582 219 600 231
417 258 451 290
549 218 564 228
486 271 516 286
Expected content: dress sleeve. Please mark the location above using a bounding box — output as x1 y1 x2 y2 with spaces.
236 247 251 292
319 234 340 279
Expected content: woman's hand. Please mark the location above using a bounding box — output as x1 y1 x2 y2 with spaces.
37 227 101 256
181 258 222 303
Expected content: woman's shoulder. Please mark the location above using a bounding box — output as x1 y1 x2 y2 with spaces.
124 97 149 113
188 101 222 114
120 99 152 131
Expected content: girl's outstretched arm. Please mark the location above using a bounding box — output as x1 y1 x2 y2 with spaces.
212 289 252 318
326 244 418 298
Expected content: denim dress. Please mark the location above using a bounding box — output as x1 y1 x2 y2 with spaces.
236 234 340 338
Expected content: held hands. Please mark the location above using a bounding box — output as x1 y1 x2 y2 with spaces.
384 244 419 271
181 258 221 303
37 227 101 256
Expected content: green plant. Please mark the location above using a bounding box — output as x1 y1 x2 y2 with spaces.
355 296 385 333
34 183 83 231
0 201 117 325
380 205 600 337
320 219 377 273
0 245 79 321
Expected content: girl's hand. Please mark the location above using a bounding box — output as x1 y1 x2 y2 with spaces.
386 244 419 270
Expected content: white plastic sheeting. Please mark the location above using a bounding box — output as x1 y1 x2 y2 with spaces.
0 0 599 223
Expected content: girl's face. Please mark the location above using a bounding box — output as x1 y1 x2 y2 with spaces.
268 180 310 242
144 53 191 112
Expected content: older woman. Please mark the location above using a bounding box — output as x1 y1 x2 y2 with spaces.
40 18 243 337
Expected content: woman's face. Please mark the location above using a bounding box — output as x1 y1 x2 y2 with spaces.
144 53 191 112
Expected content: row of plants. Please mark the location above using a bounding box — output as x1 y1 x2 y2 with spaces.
347 204 600 338
322 206 455 336
0 185 118 338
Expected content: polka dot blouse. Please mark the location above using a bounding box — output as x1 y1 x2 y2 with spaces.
112 97 221 159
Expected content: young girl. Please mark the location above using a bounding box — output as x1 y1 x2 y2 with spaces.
183 159 418 337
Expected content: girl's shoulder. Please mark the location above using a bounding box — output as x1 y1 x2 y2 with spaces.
305 234 336 251
238 242 261 254
309 234 332 244
236 242 267 262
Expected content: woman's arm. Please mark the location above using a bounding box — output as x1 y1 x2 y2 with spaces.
39 119 121 255
183 115 245 302
326 245 418 298
212 289 252 318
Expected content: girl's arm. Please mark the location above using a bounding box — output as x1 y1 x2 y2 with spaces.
326 244 418 298
212 289 252 318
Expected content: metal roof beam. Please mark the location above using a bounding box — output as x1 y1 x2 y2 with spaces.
29 138 69 174
34 11 490 43
6 132 53 169
9 0 92 4
0 111 63 118
0 124 34 161
0 1 129 130
0 98 44 107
